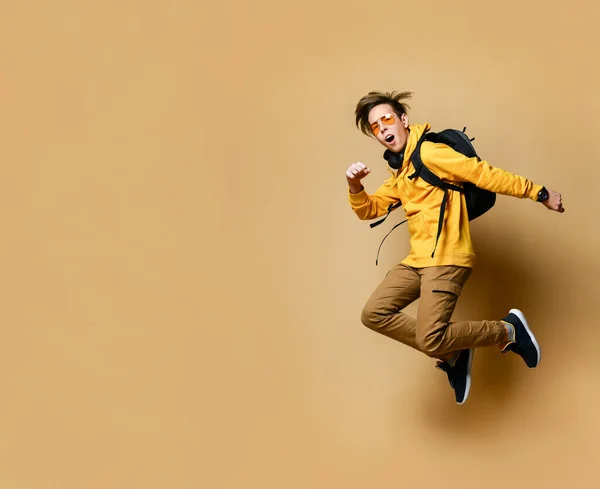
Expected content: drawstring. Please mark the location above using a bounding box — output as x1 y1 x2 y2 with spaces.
375 219 408 265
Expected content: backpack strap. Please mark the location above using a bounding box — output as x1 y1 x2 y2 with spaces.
369 201 403 229
408 133 464 192
408 132 464 258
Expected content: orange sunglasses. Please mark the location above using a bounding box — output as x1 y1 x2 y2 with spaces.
370 113 396 135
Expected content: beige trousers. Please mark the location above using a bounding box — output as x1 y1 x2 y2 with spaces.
361 263 508 363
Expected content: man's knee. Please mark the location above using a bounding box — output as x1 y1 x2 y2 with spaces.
360 302 383 331
416 332 445 357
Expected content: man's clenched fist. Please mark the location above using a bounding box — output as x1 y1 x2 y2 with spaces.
543 189 565 213
346 162 371 194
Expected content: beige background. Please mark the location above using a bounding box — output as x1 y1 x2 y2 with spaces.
1 1 599 488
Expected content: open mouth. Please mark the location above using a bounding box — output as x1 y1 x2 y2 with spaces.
385 134 395 144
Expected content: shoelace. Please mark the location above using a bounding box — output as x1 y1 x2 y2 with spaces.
505 343 522 354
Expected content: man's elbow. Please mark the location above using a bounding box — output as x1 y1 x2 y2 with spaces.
350 207 372 221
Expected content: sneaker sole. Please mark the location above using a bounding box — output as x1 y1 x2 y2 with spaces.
509 308 541 367
457 349 474 405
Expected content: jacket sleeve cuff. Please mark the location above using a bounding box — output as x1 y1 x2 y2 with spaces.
528 184 544 201
348 188 369 205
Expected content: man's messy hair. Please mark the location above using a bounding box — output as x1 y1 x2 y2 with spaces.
355 91 413 136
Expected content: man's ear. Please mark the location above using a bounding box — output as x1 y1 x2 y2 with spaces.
401 113 409 127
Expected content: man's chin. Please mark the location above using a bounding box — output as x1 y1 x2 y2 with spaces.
388 141 402 152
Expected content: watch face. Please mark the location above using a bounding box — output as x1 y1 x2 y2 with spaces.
539 189 549 201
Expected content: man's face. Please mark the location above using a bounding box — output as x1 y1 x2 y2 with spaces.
367 103 409 153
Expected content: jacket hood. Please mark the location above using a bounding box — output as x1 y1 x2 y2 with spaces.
401 123 430 170
385 122 431 176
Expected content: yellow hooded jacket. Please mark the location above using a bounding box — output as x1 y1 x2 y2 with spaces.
349 123 543 268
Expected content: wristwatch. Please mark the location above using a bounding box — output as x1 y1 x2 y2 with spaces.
537 186 549 202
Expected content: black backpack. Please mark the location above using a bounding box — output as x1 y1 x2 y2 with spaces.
371 128 496 265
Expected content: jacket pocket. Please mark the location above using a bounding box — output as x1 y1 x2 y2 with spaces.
421 211 439 238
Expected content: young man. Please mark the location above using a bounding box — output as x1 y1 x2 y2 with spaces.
346 91 564 404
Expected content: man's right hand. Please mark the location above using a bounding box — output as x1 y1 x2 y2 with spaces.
346 162 371 194
543 189 565 213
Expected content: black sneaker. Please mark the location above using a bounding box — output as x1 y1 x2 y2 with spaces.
501 309 541 368
436 349 474 405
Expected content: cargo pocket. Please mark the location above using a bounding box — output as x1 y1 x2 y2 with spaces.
429 280 463 323
430 280 463 297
